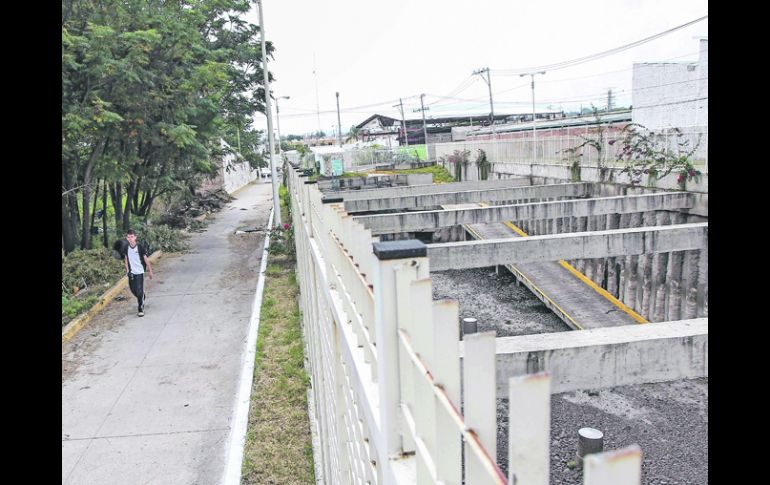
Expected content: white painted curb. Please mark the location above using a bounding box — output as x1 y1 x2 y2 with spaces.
221 206 274 485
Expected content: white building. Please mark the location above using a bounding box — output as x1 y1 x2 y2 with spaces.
632 38 708 163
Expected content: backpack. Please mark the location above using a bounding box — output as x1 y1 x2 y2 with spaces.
112 239 128 260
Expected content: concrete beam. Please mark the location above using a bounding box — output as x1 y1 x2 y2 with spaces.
427 223 707 271
357 192 694 234
474 318 708 395
340 177 530 201
344 182 591 213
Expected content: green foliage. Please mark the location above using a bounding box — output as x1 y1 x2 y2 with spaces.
614 123 703 187
560 106 606 168
62 294 101 323
62 0 274 252
268 186 295 258
140 224 191 253
439 149 470 182
476 149 491 180
381 164 454 183
345 125 361 143
61 249 125 292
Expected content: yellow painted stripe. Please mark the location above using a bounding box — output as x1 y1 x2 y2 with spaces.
464 223 583 330
62 251 164 344
501 220 648 324
557 261 648 323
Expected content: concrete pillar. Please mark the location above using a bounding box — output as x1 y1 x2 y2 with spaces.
596 215 608 287
682 250 699 319
665 251 684 321
696 245 708 317
577 427 604 465
665 212 687 321
651 212 670 322
605 214 620 296
576 216 588 274
639 212 657 319
623 255 639 312
585 216 596 282
462 317 478 337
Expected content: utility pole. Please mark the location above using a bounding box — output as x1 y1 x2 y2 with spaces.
274 94 289 157
520 71 546 162
413 94 429 146
607 88 614 112
472 67 495 134
392 98 409 147
257 0 280 227
313 53 321 139
336 91 342 146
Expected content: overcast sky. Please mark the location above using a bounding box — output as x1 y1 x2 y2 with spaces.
245 0 707 137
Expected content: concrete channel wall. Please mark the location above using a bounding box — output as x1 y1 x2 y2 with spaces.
478 318 708 395
345 172 707 322
287 166 644 484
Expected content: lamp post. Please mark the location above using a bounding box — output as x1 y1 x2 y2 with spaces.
257 0 280 227
520 71 546 162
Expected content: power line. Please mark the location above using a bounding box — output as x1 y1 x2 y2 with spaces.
493 15 707 76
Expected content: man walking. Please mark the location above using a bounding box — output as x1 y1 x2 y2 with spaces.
122 229 154 317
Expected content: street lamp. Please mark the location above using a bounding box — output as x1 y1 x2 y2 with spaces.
257 0 280 227
520 71 546 162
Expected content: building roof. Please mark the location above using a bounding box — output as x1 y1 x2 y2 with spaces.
470 110 632 136
356 114 400 130
309 145 345 154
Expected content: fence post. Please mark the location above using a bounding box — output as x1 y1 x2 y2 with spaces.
372 239 429 482
583 445 643 485
463 332 498 484
508 372 551 485
432 298 462 484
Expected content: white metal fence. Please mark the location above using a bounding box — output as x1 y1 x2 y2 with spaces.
433 126 708 172
288 168 643 484
342 147 428 172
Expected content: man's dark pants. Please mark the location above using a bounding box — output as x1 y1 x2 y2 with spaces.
128 272 145 311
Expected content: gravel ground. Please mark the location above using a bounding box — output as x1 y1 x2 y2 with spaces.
495 377 708 484
431 267 569 337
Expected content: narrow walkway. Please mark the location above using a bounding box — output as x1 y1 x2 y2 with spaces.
441 203 640 330
62 181 274 485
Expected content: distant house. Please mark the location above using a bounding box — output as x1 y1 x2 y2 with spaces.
355 114 401 147
355 113 521 146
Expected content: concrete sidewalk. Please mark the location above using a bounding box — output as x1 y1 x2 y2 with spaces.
62 181 274 485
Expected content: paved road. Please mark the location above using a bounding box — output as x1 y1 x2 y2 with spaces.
62 180 274 485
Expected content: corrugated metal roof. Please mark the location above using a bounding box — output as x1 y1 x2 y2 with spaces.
469 110 632 136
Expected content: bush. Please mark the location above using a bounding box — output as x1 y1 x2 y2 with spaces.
140 224 190 253
62 294 100 322
62 248 125 292
267 224 295 258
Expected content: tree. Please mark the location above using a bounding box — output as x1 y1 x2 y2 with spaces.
614 123 702 188
62 0 275 252
345 125 361 143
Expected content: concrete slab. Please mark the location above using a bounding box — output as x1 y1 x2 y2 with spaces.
62 366 139 440
142 316 250 367
62 181 272 484
357 192 694 234
95 360 239 437
62 439 92 482
62 429 229 485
